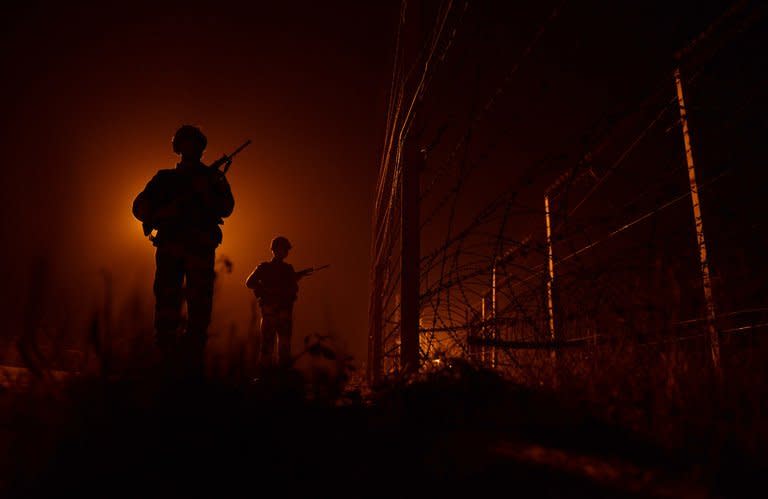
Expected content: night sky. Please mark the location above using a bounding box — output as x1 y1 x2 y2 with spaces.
0 1 764 362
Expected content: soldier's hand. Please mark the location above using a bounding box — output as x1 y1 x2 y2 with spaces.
217 171 231 188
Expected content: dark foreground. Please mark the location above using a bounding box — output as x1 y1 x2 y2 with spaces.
0 363 763 498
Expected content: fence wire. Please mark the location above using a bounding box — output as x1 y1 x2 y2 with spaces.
369 0 768 384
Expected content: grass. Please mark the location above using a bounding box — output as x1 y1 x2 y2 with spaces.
1 276 767 498
0 343 766 498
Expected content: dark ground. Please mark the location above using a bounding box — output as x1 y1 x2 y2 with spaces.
1 359 764 498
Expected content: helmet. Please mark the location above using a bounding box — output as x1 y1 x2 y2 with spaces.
270 236 292 251
172 125 207 154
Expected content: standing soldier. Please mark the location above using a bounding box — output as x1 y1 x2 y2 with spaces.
132 125 235 376
246 236 314 367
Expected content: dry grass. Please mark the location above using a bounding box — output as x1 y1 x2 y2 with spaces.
1 275 766 498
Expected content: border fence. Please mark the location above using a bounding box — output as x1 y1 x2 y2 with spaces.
367 0 768 385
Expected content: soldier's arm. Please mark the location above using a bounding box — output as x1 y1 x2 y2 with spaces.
245 266 261 289
246 264 268 298
133 171 183 224
132 174 162 223
206 173 235 219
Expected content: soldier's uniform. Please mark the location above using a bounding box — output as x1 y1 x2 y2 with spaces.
247 258 298 367
132 129 234 368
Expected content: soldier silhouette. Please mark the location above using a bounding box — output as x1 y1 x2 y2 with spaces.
132 125 234 376
246 237 315 367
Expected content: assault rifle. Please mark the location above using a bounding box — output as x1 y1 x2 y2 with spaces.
295 264 331 279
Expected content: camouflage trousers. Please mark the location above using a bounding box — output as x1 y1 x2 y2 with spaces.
259 303 293 367
153 243 215 364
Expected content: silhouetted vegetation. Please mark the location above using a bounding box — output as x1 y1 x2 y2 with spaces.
1 278 766 498
1 346 766 497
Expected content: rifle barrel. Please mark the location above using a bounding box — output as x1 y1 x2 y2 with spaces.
229 139 252 159
222 139 252 174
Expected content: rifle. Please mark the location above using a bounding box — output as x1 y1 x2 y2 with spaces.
142 139 252 238
249 265 330 300
208 139 252 174
295 264 331 279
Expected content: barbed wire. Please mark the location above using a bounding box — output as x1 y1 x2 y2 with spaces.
370 0 767 380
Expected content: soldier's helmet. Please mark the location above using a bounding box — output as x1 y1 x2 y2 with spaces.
172 125 207 155
271 236 292 251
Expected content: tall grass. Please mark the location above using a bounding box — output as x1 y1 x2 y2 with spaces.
1 269 766 498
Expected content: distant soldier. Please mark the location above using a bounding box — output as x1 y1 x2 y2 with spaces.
132 125 235 375
246 237 315 367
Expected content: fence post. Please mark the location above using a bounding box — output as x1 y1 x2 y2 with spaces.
674 67 721 372
368 263 384 384
400 142 423 374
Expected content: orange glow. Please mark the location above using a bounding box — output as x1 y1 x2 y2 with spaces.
0 3 396 363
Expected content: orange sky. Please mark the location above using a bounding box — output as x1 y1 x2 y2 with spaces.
0 2 397 361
